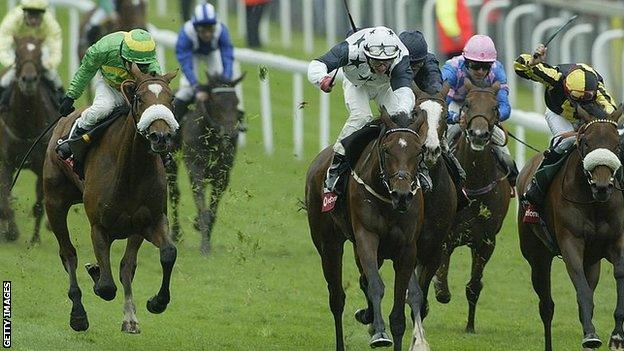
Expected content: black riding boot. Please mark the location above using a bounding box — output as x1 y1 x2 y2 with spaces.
172 97 191 123
325 153 349 193
417 163 433 193
493 147 519 187
523 146 566 209
56 125 89 160
442 151 470 209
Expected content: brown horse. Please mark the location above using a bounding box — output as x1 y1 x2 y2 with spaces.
433 80 512 333
43 65 178 333
306 108 428 351
78 0 147 58
0 36 58 243
517 105 624 351
167 74 244 254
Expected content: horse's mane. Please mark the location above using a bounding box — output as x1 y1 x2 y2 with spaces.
579 102 611 121
389 111 413 128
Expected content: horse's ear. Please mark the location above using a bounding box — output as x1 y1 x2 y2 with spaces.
130 63 144 79
576 104 593 122
610 103 624 122
491 81 501 93
231 72 246 86
439 81 450 98
379 105 395 128
120 80 136 105
464 79 473 92
163 69 178 83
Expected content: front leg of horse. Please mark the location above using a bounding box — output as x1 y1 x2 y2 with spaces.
560 235 602 349
390 247 423 351
146 216 177 314
30 173 44 244
120 235 143 333
356 231 391 348
407 272 430 351
88 225 117 301
465 241 495 333
0 163 19 241
433 242 454 304
608 242 624 350
189 170 210 255
166 162 182 243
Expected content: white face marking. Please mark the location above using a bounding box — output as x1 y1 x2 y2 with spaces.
148 83 163 98
26 43 36 52
398 138 408 148
419 100 443 150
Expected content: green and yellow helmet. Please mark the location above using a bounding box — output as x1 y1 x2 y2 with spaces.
564 65 599 102
21 0 48 11
120 29 157 65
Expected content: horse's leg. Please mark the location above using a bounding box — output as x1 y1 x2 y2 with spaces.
45 197 88 331
145 215 177 314
465 239 496 333
320 235 346 351
433 242 455 303
0 162 19 241
30 172 44 244
88 224 117 301
608 236 624 350
188 161 210 255
355 228 391 348
166 159 182 243
559 232 602 349
119 234 143 334
528 252 555 351
389 245 419 351
407 272 430 351
205 171 230 243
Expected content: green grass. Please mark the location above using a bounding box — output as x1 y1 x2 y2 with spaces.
0 2 617 351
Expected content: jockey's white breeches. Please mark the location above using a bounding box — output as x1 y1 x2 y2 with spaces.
0 67 62 88
448 100 509 154
76 73 125 130
333 79 404 155
175 51 224 102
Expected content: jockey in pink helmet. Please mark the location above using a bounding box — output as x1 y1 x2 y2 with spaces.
441 34 517 187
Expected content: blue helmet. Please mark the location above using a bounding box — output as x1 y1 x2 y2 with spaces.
192 3 217 26
399 30 428 62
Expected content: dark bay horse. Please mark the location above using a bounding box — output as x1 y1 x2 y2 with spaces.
306 109 428 351
517 105 624 351
167 74 244 255
78 0 147 58
0 36 58 243
43 65 178 333
433 80 512 333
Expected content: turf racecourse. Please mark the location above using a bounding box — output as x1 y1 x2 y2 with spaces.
1 2 621 350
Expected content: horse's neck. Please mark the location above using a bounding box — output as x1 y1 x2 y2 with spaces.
7 83 49 136
457 138 498 185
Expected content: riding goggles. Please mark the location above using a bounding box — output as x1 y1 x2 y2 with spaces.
366 44 399 57
467 61 492 71
567 89 597 102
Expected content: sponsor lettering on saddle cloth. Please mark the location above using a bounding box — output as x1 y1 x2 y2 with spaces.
56 105 130 179
321 121 383 213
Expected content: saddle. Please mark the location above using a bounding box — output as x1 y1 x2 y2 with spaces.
57 105 130 179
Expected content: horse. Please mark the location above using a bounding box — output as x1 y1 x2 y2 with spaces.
42 64 178 333
78 0 147 59
306 108 429 351
0 36 58 243
166 73 244 255
517 104 624 351
433 80 512 333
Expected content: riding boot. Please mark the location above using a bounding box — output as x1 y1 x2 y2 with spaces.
172 97 191 123
523 146 567 209
492 146 519 187
56 124 90 160
445 124 462 149
417 163 433 193
442 151 470 209
325 152 349 193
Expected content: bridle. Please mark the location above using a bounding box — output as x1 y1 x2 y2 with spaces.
378 126 423 196
125 75 173 136
576 118 619 183
461 88 503 146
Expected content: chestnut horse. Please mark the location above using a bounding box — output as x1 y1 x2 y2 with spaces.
43 65 178 333
306 109 428 351
0 36 58 243
517 104 624 350
167 74 244 254
433 81 512 333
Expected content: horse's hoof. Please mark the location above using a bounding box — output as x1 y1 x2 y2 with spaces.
70 313 89 331
369 332 392 348
435 290 451 304
354 308 373 325
146 295 168 314
121 320 141 334
582 333 602 349
465 325 475 334
200 241 211 256
94 282 116 301
609 332 624 350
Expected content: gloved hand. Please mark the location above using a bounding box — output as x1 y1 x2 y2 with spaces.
59 96 75 117
319 76 333 93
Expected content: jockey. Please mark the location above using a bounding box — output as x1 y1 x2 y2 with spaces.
307 26 416 194
0 0 63 106
515 43 618 210
84 0 118 45
56 29 161 158
442 34 518 187
399 29 468 206
172 2 235 122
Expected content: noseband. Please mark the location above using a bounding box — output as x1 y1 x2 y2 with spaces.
576 118 619 182
128 76 172 135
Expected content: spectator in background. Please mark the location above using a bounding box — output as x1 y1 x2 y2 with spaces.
245 0 270 48
436 0 475 60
